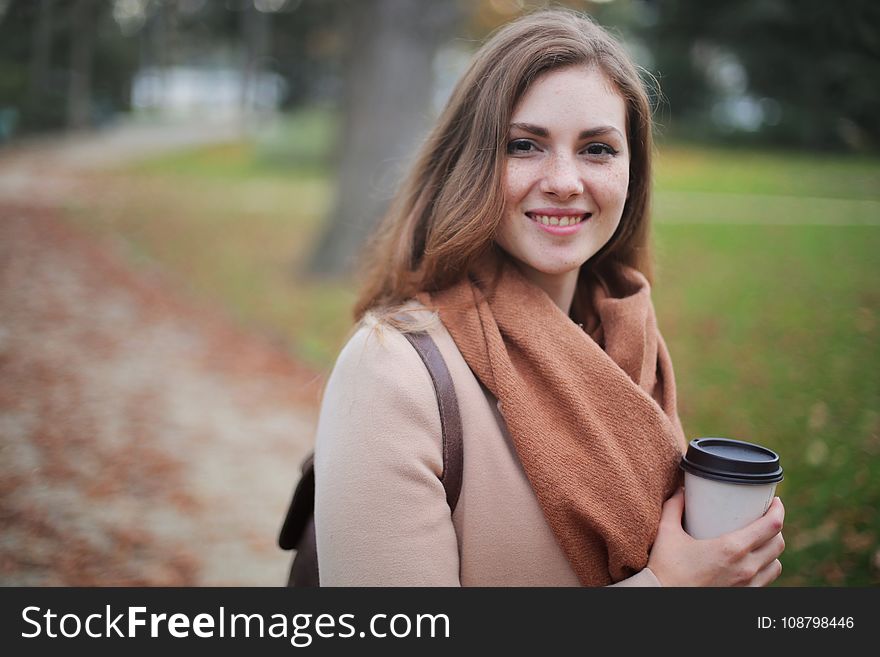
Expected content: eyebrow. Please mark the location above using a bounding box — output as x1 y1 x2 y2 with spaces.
509 122 625 140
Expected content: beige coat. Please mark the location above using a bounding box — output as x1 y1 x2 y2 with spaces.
313 309 661 586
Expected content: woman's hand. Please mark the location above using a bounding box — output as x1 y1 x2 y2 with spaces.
646 488 785 587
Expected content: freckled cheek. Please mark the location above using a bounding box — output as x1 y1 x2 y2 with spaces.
504 162 538 204
592 167 630 207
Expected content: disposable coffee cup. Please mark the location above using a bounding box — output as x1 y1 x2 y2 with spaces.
680 437 783 540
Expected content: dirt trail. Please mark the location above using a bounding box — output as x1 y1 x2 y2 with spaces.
0 122 320 585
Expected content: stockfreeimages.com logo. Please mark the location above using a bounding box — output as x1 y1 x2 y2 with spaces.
21 606 451 646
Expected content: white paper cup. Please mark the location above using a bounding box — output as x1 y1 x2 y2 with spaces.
680 437 783 540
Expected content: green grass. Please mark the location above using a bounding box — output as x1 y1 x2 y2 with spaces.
653 224 879 586
655 144 880 201
66 109 355 370
68 172 355 369
650 146 880 585
132 108 339 180
62 114 880 585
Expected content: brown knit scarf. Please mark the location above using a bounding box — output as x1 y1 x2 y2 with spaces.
420 258 687 586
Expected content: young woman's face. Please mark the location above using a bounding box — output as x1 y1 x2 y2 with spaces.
496 65 630 282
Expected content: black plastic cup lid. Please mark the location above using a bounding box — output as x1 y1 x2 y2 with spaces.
680 437 783 485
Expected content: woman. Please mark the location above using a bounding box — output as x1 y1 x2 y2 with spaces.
313 9 785 586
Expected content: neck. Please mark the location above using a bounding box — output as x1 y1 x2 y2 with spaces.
515 265 579 317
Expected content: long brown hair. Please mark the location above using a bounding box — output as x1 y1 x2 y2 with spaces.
353 9 657 322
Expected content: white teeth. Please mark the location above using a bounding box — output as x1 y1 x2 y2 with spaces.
533 214 584 226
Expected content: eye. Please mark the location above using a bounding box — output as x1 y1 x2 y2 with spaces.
506 139 538 155
584 143 619 157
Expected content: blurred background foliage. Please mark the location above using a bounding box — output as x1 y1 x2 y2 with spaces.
1 0 878 586
2 0 879 148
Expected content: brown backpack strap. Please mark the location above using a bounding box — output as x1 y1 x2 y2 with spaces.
279 329 464 562
402 331 463 512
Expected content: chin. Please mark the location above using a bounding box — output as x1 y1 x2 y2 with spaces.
546 264 582 275
527 259 585 276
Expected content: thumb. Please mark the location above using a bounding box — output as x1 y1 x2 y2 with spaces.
660 487 685 525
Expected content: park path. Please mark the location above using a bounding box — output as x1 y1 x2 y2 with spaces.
0 120 320 585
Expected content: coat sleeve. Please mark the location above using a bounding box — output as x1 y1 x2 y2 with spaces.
313 324 460 586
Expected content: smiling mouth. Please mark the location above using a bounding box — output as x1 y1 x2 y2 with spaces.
526 212 591 227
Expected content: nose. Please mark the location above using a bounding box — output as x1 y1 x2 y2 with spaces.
540 153 584 199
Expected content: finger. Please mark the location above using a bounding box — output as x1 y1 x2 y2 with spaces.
748 558 782 587
763 496 785 523
772 497 785 525
751 532 785 571
660 487 685 525
731 497 785 551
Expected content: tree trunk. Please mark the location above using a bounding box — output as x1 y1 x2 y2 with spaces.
28 0 54 105
66 0 96 130
306 0 462 277
241 1 272 125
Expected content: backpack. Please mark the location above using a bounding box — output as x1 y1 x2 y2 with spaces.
277 330 464 586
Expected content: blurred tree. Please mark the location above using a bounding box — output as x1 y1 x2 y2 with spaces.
270 0 350 108
648 0 880 150
27 0 55 108
306 0 464 276
0 0 138 134
67 0 97 129
240 0 271 115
